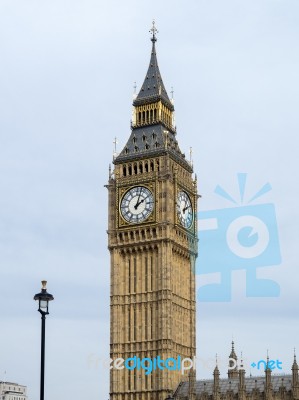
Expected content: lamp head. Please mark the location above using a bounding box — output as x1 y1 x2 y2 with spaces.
34 280 54 315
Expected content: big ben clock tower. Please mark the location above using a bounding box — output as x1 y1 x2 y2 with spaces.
107 22 198 400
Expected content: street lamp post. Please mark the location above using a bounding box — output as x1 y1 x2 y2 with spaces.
34 281 54 400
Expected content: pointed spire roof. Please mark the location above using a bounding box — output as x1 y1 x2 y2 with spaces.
265 351 272 372
230 341 237 360
114 23 192 171
292 348 298 370
134 21 173 110
228 341 239 379
214 365 220 375
214 354 220 375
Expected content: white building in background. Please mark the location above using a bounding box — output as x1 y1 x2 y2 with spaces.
0 382 27 400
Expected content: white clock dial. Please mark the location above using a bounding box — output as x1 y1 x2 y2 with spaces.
120 186 154 224
177 191 193 228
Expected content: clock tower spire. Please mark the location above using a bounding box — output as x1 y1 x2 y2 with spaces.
115 22 191 172
107 23 198 400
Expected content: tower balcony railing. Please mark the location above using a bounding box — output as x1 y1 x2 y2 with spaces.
131 118 176 133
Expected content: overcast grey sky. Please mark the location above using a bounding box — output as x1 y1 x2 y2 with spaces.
0 0 299 399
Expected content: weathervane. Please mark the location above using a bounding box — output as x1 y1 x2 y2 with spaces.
150 20 158 42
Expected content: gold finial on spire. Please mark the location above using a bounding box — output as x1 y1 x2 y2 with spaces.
150 20 158 42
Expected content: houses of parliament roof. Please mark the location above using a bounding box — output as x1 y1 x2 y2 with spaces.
173 343 299 400
175 375 293 398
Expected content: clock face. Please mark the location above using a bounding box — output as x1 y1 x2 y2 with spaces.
177 191 193 228
120 186 154 224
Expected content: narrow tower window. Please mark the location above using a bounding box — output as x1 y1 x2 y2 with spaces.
145 256 148 291
128 258 131 293
128 306 131 341
133 257 137 292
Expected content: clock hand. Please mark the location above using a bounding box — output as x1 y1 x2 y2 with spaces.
135 195 150 209
183 205 191 213
134 188 143 210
